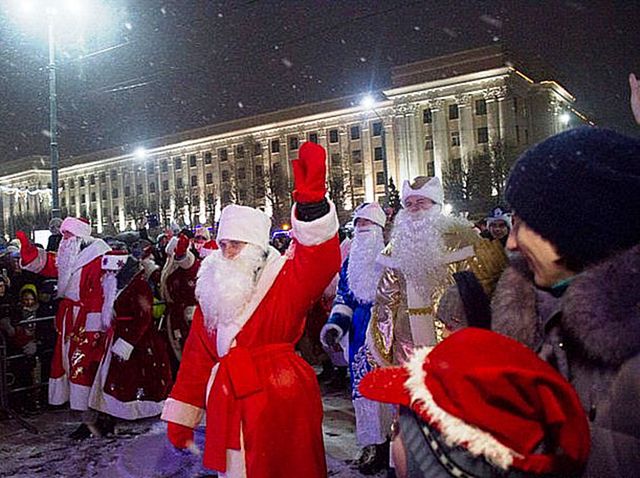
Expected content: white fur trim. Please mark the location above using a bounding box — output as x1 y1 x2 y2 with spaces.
404 347 522 470
69 382 92 411
330 303 354 319
401 177 444 206
291 200 339 246
101 253 129 271
85 312 104 332
161 397 205 428
111 338 134 361
89 341 164 420
320 323 344 348
61 217 91 238
48 376 70 405
141 257 160 279
175 250 196 269
20 248 48 273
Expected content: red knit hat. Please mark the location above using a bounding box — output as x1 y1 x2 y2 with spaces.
359 328 590 475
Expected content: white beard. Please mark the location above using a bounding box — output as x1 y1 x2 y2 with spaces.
101 271 118 330
56 237 82 298
347 226 385 303
196 244 267 333
389 208 450 300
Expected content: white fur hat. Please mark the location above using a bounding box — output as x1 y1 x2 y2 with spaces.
194 225 211 240
401 176 444 206
353 202 386 228
60 217 92 238
216 204 271 252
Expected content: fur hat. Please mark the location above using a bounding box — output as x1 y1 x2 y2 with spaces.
194 226 211 241
486 206 512 228
353 202 386 228
359 328 590 476
401 176 444 206
506 127 640 266
60 217 91 238
217 204 271 252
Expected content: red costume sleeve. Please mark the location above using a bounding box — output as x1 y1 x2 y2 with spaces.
162 308 218 427
115 274 154 347
21 249 58 277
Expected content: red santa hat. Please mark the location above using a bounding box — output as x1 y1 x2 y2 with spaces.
353 202 386 228
359 328 590 476
60 216 92 238
216 204 271 252
199 240 218 258
401 176 444 206
101 250 129 271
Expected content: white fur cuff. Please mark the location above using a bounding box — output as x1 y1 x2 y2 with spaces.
111 338 134 361
291 200 339 246
175 250 196 270
320 323 344 348
330 303 354 319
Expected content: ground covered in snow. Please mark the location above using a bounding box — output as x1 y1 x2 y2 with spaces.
0 385 384 478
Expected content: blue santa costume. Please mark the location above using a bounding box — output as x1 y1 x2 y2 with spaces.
320 202 392 474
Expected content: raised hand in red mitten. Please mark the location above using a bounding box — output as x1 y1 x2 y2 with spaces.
292 141 327 204
16 231 39 266
174 233 190 258
167 422 194 449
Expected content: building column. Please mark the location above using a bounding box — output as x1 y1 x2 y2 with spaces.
430 100 448 180
458 95 475 168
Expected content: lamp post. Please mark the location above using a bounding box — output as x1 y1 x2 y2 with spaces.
47 11 61 219
361 94 390 205
12 0 103 219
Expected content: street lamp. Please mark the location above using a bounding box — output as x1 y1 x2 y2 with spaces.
361 93 390 205
11 0 98 219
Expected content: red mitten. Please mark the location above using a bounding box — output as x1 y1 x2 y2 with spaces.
293 142 327 203
174 233 190 258
16 231 38 265
167 422 194 449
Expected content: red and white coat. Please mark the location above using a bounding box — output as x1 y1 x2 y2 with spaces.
161 203 341 478
23 240 110 410
89 270 173 419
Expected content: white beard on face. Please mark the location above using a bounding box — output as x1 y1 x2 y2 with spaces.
56 236 82 297
196 244 267 333
347 226 385 303
389 207 449 300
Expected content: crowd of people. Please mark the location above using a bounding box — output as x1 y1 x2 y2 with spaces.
1 118 639 476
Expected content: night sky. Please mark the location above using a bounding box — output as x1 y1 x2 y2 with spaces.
0 0 638 164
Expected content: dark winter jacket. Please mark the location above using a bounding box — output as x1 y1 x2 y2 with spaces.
491 245 640 478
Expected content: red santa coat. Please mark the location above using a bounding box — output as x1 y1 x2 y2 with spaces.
89 269 173 419
161 251 200 360
23 239 111 410
162 205 341 478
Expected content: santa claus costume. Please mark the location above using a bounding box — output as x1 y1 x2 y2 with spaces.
89 250 172 420
159 232 201 364
162 141 341 478
18 218 110 413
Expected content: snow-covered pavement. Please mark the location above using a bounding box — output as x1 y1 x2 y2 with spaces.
0 385 383 477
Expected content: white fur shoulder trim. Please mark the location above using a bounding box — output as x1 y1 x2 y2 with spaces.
404 347 522 470
291 200 339 246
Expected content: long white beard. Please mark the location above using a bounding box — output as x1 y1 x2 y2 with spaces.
389 208 450 299
56 237 82 298
347 227 385 303
196 244 267 333
101 272 118 330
